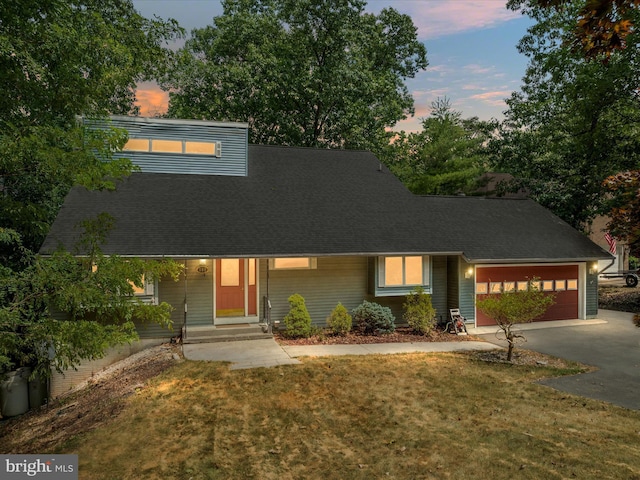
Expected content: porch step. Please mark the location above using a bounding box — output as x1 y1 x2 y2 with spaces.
182 324 272 344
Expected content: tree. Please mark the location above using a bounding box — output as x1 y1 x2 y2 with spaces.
0 215 183 379
389 98 496 195
163 0 427 153
0 0 183 128
603 170 640 257
0 2 184 379
491 1 640 231
509 0 640 60
476 279 556 361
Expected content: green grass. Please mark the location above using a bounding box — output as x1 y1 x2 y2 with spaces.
61 353 640 479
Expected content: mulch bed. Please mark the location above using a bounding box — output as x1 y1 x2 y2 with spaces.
274 326 481 346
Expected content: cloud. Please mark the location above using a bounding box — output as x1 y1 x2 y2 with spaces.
469 90 511 107
136 83 169 116
369 0 520 39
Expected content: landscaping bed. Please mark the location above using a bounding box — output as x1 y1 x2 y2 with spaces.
274 325 479 346
599 284 640 313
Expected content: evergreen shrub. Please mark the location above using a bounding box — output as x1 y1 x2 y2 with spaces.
327 303 352 336
283 293 313 338
403 286 437 335
351 300 395 335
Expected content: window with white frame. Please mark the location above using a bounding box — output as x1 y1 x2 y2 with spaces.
130 275 155 297
378 256 429 288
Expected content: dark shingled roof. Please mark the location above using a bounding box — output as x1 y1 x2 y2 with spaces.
40 145 610 262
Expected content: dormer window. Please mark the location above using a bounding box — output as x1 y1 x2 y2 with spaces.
124 138 221 157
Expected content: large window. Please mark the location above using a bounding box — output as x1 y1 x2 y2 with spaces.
377 256 429 294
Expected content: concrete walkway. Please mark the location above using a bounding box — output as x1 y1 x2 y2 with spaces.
183 337 499 370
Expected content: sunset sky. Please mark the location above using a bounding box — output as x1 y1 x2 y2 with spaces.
133 0 534 132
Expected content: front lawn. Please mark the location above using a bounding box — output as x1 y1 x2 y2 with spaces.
9 352 640 479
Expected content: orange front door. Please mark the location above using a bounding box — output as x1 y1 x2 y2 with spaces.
216 259 245 317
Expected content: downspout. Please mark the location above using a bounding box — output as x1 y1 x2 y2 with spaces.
182 260 188 341
597 257 616 275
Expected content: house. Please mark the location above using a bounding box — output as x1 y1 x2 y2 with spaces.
40 116 612 341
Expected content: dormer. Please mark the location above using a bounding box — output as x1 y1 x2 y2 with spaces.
85 116 249 176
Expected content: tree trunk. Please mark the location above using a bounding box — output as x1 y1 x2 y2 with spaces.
506 332 515 362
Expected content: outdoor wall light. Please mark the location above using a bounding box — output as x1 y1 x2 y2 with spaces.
197 259 209 275
590 262 599 275
465 267 474 279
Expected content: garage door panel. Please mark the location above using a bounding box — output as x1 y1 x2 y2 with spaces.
476 265 579 327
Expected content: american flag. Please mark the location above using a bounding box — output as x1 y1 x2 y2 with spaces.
605 232 617 254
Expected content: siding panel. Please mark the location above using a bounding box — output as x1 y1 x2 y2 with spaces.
260 257 368 327
85 116 249 176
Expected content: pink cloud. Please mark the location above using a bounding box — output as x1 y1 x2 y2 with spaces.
369 0 520 39
135 83 169 117
469 90 511 107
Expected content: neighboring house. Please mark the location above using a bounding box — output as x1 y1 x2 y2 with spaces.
40 116 612 340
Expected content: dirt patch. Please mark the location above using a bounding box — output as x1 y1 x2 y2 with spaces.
0 343 183 454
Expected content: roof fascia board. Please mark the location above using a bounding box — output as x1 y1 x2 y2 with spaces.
101 115 249 130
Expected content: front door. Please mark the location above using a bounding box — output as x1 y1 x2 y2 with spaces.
216 259 245 317
215 258 258 322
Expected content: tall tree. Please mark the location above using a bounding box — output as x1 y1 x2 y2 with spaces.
163 0 427 152
510 0 640 60
0 0 183 254
388 98 496 196
491 0 640 230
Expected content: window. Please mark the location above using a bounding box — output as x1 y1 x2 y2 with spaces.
476 282 488 294
123 138 220 157
503 281 515 292
567 279 578 290
270 258 317 270
517 281 528 291
220 259 240 286
490 282 502 293
543 280 554 291
555 280 566 291
129 275 155 300
378 256 428 288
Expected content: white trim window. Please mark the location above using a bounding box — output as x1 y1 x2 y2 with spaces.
130 275 157 304
377 255 430 292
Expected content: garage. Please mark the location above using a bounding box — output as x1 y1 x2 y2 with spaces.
475 265 579 327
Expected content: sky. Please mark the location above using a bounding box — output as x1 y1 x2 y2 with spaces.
133 0 534 132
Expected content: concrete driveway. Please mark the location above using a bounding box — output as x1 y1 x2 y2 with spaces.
477 310 640 410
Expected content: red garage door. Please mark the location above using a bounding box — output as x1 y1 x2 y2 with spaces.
475 265 579 327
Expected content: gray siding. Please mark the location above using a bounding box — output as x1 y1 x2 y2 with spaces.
138 259 213 339
587 269 599 317
447 256 460 312
430 256 448 324
458 257 476 322
261 256 368 327
85 116 249 176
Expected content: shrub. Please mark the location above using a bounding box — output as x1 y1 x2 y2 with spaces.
351 300 395 335
283 293 313 338
403 286 437 335
476 278 555 361
327 303 352 336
